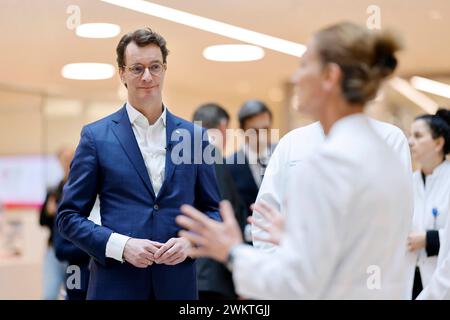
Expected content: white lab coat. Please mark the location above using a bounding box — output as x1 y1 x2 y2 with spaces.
232 114 414 299
252 118 412 252
418 196 450 299
412 160 450 288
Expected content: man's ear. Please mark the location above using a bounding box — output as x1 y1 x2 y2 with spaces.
118 68 127 88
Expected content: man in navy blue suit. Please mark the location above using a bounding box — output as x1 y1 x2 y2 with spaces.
226 100 277 220
56 28 221 300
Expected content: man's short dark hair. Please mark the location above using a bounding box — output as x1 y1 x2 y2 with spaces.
192 103 230 129
238 100 272 129
116 28 169 68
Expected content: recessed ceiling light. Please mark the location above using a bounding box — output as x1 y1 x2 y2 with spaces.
76 23 121 38
203 44 264 62
101 0 306 57
410 76 450 99
62 63 116 80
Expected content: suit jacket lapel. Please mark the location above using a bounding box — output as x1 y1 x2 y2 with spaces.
157 109 182 198
111 105 156 198
241 149 259 190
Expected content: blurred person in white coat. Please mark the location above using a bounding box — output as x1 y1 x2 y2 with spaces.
176 22 414 299
418 198 450 300
251 118 412 253
408 108 450 299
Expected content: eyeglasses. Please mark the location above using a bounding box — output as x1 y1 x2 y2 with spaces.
123 62 166 77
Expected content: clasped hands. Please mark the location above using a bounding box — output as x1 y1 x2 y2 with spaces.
123 199 287 268
123 237 191 268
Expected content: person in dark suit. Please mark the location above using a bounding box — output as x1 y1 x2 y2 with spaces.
56 28 221 300
53 220 90 300
41 147 91 300
192 103 247 300
52 193 95 300
39 147 73 299
226 100 277 218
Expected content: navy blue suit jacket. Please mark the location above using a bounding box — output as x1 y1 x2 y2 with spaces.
226 150 259 217
226 145 277 218
56 105 221 300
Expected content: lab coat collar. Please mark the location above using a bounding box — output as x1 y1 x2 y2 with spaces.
327 113 368 139
425 159 450 181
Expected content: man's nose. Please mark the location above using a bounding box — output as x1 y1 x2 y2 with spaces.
141 67 153 82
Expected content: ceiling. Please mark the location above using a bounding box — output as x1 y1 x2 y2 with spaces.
0 0 449 109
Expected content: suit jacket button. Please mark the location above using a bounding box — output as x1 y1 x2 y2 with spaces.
153 204 159 211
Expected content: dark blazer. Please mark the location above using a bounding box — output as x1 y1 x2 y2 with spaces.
226 145 277 217
196 150 247 299
46 180 90 300
225 149 260 217
40 187 60 247
56 105 221 300
53 223 90 300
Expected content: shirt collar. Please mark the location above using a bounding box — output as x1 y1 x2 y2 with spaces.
327 113 367 138
126 102 167 127
244 143 270 162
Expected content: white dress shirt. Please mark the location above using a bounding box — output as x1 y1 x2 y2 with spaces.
105 102 167 262
232 114 414 299
244 144 273 188
412 160 450 292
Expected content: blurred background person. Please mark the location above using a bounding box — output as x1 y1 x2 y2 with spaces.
39 147 73 299
192 103 247 300
226 100 277 220
52 198 100 300
178 21 414 299
251 106 412 254
408 108 450 299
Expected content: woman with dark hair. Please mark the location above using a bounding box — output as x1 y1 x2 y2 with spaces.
177 22 415 299
407 108 450 299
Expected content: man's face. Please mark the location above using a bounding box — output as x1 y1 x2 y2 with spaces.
242 112 272 152
207 120 228 152
119 42 166 105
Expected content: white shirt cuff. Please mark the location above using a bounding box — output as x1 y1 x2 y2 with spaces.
105 233 131 262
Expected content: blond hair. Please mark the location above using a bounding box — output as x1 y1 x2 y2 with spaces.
314 21 402 104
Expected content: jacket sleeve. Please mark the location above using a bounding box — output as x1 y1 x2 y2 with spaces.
426 230 440 257
193 128 221 222
53 219 90 263
56 126 114 265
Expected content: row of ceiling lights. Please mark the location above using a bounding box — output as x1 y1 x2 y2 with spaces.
62 22 267 81
61 1 450 108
